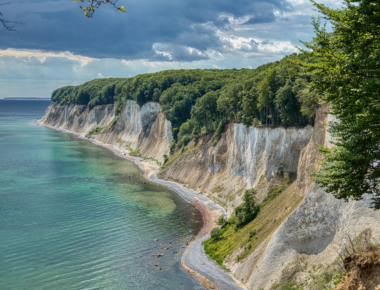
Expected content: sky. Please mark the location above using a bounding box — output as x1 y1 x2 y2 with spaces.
0 0 343 98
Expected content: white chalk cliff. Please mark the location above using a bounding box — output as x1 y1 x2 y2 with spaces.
41 100 172 164
224 105 380 289
41 101 380 289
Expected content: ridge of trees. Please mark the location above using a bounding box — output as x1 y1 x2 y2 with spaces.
51 53 318 150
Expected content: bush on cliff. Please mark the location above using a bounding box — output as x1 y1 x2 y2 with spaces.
235 189 260 229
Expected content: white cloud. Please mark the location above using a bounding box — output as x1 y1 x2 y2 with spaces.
0 49 97 67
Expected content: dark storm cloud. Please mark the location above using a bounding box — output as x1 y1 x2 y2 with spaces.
1 0 293 61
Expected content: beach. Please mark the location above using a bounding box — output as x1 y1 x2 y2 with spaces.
37 121 244 290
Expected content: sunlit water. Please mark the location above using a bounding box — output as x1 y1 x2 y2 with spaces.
0 100 203 290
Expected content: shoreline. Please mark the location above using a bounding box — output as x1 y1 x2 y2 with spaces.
37 121 244 290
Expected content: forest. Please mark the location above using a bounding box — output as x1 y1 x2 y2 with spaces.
51 53 318 150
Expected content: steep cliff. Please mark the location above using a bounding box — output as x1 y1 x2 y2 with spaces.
159 123 313 214
41 100 172 164
223 104 380 290
41 99 380 290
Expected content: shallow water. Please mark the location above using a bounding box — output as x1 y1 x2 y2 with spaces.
0 100 203 290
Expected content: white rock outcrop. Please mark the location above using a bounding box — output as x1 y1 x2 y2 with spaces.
160 123 313 213
224 124 313 189
228 105 380 290
41 100 172 164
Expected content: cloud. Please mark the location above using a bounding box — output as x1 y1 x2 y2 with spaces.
0 0 295 61
0 49 97 66
0 0 347 98
152 43 209 62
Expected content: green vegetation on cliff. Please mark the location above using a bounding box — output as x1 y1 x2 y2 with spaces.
301 0 380 209
203 178 302 266
51 53 318 150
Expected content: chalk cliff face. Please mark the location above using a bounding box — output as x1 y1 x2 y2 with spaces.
225 104 380 290
160 123 313 213
41 100 380 290
41 100 172 164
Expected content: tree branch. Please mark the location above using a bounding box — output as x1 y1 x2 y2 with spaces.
0 3 24 32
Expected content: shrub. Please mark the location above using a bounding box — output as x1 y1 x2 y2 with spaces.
235 189 260 229
210 228 221 239
217 215 226 225
212 185 224 193
252 118 262 127
85 126 104 137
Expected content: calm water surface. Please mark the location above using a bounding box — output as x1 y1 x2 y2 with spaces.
0 100 203 290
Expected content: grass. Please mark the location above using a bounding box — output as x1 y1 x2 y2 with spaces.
108 116 119 129
271 256 345 290
47 111 57 119
271 230 380 290
85 126 105 137
206 195 227 208
212 185 225 193
203 181 304 266
126 146 162 166
158 141 202 175
261 173 291 208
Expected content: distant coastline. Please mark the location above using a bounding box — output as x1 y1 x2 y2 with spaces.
1 98 51 100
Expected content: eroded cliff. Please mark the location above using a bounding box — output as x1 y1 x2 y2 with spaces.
41 100 380 290
159 123 313 214
41 100 172 164
223 104 380 290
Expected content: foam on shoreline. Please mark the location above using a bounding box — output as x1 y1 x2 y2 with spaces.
37 121 244 290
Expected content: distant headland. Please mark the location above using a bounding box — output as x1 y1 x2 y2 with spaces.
1 97 51 100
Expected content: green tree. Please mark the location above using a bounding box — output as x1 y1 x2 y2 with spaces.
191 91 218 133
274 80 301 125
258 69 277 125
300 0 380 209
235 189 260 229
293 78 319 118
217 84 243 120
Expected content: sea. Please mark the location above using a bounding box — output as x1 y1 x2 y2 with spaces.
0 100 204 290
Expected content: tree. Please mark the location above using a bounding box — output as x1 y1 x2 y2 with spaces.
0 3 24 32
293 78 319 118
0 0 125 30
191 91 218 133
300 0 380 209
274 80 300 125
74 0 126 18
235 189 260 229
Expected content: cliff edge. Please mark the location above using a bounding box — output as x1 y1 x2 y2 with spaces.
41 100 172 164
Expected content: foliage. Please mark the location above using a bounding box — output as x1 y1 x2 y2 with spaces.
261 173 292 208
299 0 380 209
210 228 221 239
271 230 380 290
74 0 126 18
212 185 225 193
51 54 316 151
85 126 104 137
108 116 119 129
203 181 302 266
217 215 226 225
235 189 261 229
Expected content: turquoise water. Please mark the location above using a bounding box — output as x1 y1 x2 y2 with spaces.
0 100 203 290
